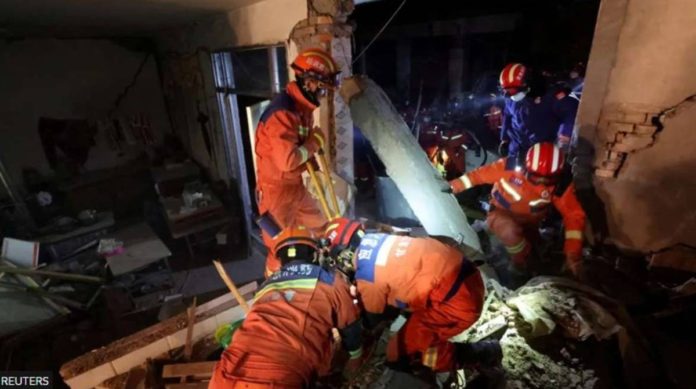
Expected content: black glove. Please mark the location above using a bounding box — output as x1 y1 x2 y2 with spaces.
456 340 503 367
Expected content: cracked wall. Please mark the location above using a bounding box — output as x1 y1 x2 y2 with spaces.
575 0 696 252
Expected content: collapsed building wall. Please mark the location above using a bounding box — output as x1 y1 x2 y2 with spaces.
575 0 696 252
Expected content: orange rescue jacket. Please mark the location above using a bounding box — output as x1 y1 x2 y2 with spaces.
452 157 586 256
255 82 317 188
353 234 465 314
226 262 362 383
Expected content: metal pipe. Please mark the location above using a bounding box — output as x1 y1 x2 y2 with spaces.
268 46 281 95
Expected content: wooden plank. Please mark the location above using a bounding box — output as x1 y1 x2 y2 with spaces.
1 259 70 314
183 297 197 361
61 282 257 388
162 361 216 378
165 383 209 389
212 260 250 313
0 265 103 283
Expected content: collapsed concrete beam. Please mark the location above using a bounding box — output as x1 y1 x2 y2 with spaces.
340 77 481 255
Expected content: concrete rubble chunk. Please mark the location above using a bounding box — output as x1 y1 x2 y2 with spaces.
447 278 615 388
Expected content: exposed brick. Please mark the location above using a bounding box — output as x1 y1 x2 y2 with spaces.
607 151 625 161
634 124 658 135
599 111 623 122
316 16 335 25
291 26 317 39
595 168 617 178
622 112 648 124
612 134 654 153
601 159 623 170
608 122 635 134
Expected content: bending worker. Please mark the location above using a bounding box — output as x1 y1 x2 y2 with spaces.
449 142 586 277
324 218 495 374
209 227 363 389
255 48 341 277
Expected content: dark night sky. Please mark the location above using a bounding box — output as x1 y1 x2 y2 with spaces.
351 0 601 103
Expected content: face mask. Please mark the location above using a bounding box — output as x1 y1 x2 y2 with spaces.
510 91 527 102
298 80 321 106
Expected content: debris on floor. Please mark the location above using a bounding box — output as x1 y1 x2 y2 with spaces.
346 276 631 389
58 282 257 389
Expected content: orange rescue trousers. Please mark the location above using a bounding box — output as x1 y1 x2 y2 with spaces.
209 348 308 389
258 184 327 277
486 208 541 268
386 264 485 372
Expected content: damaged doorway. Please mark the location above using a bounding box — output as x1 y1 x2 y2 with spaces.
211 46 287 250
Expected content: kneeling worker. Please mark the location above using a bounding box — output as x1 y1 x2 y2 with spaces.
210 227 363 389
324 219 495 374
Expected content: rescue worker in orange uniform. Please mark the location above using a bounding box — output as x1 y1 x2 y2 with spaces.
209 227 364 389
324 219 493 374
449 142 586 276
255 48 341 277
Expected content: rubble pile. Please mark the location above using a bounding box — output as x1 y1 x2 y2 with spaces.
351 276 623 388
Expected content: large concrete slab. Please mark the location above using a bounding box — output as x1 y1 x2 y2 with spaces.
342 77 481 255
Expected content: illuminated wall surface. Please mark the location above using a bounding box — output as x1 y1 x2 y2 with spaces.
577 0 696 252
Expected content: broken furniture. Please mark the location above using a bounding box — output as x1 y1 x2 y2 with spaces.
59 281 258 389
161 361 215 389
1 237 40 268
163 196 233 260
153 162 236 260
39 211 115 263
105 222 174 312
0 255 106 337
105 222 171 277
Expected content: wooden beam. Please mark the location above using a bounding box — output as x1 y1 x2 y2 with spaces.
162 361 216 378
183 297 197 361
0 259 70 314
165 383 209 389
0 265 103 284
212 260 250 313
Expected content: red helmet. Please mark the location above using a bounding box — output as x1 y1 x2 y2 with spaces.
291 48 340 87
272 226 319 259
499 63 528 96
324 218 364 255
525 142 564 179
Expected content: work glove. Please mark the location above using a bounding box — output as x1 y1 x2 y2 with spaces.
304 126 326 155
456 340 503 368
448 177 467 194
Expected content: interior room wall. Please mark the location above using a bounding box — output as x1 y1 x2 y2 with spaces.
154 0 305 184
0 38 171 190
